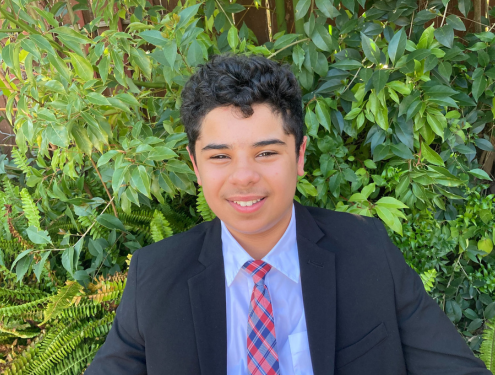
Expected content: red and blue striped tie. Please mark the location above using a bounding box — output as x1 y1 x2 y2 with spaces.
243 260 280 375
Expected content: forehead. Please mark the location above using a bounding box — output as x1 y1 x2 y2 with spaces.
197 103 287 143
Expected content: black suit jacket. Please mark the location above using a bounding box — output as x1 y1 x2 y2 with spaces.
85 201 490 374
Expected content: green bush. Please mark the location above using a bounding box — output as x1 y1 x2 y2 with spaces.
0 0 495 371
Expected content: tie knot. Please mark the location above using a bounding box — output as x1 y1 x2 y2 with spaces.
242 260 272 284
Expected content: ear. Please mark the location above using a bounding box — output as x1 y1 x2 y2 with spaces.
187 145 202 186
297 136 307 177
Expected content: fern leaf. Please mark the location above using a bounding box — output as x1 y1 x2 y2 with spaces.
480 319 495 371
196 187 216 221
2 176 20 201
11 148 31 176
20 188 41 229
419 269 437 292
42 281 83 324
149 209 173 242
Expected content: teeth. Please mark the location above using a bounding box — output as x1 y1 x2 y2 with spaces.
233 198 263 207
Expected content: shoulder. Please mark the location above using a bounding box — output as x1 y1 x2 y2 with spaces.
301 204 387 254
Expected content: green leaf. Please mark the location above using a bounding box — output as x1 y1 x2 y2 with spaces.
20 39 41 60
16 254 33 283
388 28 406 65
375 196 408 209
116 93 140 106
26 226 52 244
187 40 205 67
139 30 168 46
311 24 335 52
446 14 465 31
45 124 69 148
375 206 403 235
417 25 434 49
86 92 110 106
228 26 239 51
426 113 446 140
51 26 92 44
148 147 178 160
131 165 151 197
479 209 493 224
97 150 120 167
472 68 487 102
71 126 93 155
361 183 375 199
176 3 202 29
98 55 109 84
391 143 414 159
130 47 152 79
295 0 311 20
372 69 390 93
315 0 340 18
47 53 70 82
44 80 66 94
434 25 454 48
96 214 126 231
478 238 493 256
274 34 299 50
315 101 331 131
421 142 444 166
361 32 380 65
297 178 318 197
485 302 495 319
30 35 56 55
163 40 177 68
67 54 92 81
33 250 51 282
331 59 362 70
475 138 495 152
10 249 32 273
468 168 492 181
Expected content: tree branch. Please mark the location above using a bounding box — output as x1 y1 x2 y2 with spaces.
90 158 119 218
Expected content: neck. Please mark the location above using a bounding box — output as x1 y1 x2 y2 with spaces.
225 205 293 260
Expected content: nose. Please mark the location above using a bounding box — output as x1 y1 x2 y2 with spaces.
228 159 260 187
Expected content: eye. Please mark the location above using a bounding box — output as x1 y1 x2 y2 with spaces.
258 151 277 157
210 154 229 159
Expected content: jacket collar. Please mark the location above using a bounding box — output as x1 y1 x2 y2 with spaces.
188 201 337 375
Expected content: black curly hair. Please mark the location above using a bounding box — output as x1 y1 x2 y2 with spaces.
179 53 304 161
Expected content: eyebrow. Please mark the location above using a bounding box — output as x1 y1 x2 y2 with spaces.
201 138 286 152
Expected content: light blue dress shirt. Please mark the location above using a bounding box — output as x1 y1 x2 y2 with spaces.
221 204 314 375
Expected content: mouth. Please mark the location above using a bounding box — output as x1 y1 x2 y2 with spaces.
227 197 267 213
231 197 265 207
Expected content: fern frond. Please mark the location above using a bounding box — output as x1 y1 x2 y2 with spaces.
29 314 115 375
77 212 109 240
419 269 437 292
48 342 102 375
2 176 20 201
150 210 173 242
11 148 31 176
480 319 495 371
42 281 83 324
117 208 154 225
196 187 215 221
0 296 51 318
20 188 41 230
58 302 104 321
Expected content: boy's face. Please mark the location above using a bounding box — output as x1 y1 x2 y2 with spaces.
188 103 307 237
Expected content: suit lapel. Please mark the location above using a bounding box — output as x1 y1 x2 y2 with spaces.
187 203 337 375
188 218 227 375
295 201 337 375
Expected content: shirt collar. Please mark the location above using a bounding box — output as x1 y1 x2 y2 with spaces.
221 204 299 287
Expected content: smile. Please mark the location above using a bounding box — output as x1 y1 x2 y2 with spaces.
227 197 267 213
232 198 264 207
